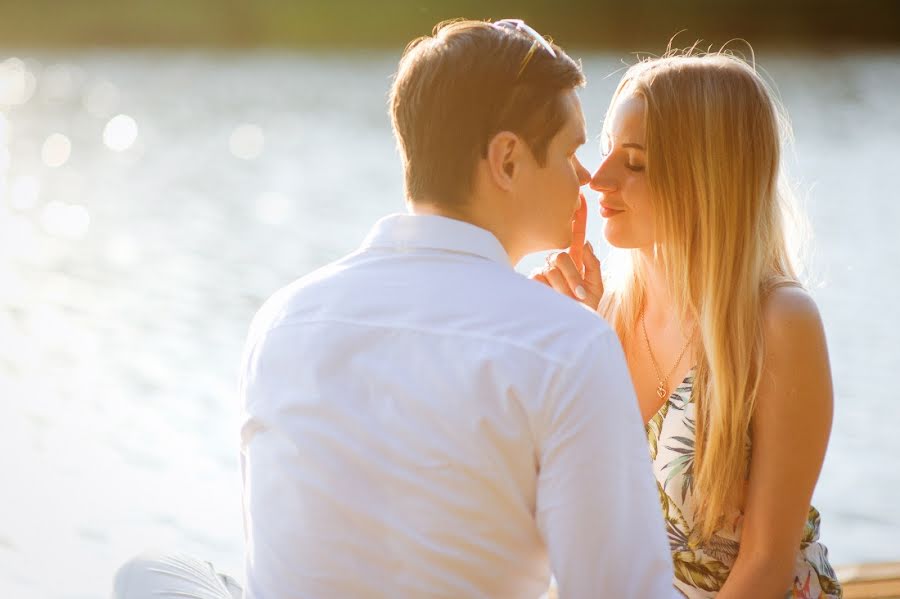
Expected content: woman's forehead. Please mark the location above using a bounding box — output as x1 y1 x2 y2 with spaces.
606 93 646 140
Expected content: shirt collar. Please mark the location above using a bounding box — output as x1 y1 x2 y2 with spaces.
360 213 511 268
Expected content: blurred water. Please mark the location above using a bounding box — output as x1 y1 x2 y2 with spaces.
0 49 897 598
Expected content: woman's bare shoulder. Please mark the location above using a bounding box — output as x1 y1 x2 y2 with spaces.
758 285 831 411
761 284 824 345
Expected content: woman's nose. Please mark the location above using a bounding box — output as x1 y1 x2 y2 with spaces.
590 165 618 193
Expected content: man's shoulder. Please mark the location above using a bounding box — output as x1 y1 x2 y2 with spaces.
245 250 616 364
246 254 358 340
496 268 613 330
476 269 618 362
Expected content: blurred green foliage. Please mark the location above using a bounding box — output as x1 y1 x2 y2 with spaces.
0 0 897 50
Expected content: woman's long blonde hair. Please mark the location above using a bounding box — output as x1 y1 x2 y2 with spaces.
600 47 806 541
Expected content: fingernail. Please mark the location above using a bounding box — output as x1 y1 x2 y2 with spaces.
585 241 594 255
574 285 587 300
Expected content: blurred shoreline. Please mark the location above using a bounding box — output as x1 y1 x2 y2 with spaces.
0 0 898 51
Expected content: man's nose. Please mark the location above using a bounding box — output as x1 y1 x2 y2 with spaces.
575 158 592 186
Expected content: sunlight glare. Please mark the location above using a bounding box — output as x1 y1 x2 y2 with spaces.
10 175 41 211
0 213 38 259
40 201 90 240
255 191 293 226
106 234 139 267
0 145 9 174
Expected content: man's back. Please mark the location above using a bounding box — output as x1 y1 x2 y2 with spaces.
239 214 673 598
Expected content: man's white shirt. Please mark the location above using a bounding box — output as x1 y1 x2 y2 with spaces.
239 213 675 598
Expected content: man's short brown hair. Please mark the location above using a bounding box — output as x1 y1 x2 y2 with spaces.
389 19 585 208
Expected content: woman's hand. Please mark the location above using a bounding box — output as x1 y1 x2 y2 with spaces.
530 194 604 311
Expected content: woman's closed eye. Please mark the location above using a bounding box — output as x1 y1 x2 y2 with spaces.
600 136 644 171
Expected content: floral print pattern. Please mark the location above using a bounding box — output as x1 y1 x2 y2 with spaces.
646 370 842 598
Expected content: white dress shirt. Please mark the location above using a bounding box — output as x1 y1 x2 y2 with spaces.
239 213 675 598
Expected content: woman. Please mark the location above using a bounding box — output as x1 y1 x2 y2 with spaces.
536 49 841 598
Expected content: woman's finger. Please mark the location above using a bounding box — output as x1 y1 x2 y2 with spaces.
582 241 604 303
584 242 603 310
550 252 587 301
569 194 587 272
529 268 551 287
543 265 576 300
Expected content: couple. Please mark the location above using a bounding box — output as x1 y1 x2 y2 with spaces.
114 18 840 599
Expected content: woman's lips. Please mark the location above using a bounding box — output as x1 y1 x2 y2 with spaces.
600 204 624 218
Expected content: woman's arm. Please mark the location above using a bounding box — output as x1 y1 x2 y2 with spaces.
717 286 834 599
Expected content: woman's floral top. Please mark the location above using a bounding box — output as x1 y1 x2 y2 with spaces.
646 369 842 598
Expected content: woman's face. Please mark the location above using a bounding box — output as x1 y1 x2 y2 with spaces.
590 92 656 249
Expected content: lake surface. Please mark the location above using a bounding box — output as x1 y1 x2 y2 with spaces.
0 49 898 598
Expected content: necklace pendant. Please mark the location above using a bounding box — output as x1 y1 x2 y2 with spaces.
656 382 667 399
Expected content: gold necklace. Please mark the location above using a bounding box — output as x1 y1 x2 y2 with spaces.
640 308 696 400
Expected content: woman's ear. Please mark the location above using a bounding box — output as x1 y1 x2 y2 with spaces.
485 131 520 192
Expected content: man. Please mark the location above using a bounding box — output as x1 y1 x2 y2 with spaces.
114 19 674 599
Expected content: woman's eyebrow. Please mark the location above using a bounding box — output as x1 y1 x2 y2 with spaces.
622 142 646 150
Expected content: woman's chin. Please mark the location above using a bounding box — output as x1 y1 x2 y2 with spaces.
602 224 632 249
602 222 653 250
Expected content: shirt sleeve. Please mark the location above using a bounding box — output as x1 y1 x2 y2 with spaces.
240 423 309 599
535 330 678 599
237 325 313 599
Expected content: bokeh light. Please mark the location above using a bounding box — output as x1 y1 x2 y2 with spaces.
229 123 264 160
0 58 37 105
42 133 71 168
103 114 138 152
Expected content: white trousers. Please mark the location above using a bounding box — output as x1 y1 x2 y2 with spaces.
112 550 242 599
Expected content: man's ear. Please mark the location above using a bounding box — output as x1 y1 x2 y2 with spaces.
485 131 521 192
